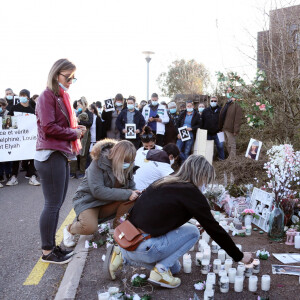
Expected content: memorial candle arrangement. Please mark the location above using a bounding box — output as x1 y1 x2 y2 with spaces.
228 268 236 283
218 249 226 263
252 259 260 274
234 275 244 292
201 259 210 274
225 258 233 271
245 264 253 278
213 259 221 274
183 254 192 273
261 274 271 291
220 276 229 293
248 275 258 292
211 241 219 254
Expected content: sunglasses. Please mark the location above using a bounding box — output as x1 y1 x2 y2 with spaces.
59 73 77 83
141 133 154 139
211 100 217 102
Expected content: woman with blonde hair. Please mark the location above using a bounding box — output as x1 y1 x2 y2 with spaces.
63 139 140 247
34 58 86 264
105 155 253 288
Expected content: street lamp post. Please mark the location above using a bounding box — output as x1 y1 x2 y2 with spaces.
142 51 155 101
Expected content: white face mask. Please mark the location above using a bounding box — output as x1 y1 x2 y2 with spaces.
170 159 174 165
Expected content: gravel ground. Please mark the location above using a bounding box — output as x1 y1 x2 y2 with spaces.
76 226 300 300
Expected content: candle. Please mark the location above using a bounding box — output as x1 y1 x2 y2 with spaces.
203 248 211 261
201 259 210 274
236 244 242 252
218 270 227 285
237 264 245 276
198 240 208 252
204 288 214 300
98 292 110 300
252 259 260 274
202 231 210 243
196 252 204 266
225 252 231 259
245 264 253 277
253 227 258 231
248 275 258 292
234 275 244 292
228 268 236 283
211 241 218 254
108 287 119 295
261 274 271 291
218 249 226 263
295 233 300 249
213 259 221 274
206 273 216 291
245 225 252 236
183 259 192 273
183 253 191 261
224 259 233 271
220 276 229 293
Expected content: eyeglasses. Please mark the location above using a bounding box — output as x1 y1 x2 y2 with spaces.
210 100 217 102
59 73 77 83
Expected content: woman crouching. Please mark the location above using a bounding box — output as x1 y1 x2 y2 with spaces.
63 139 139 247
105 154 252 288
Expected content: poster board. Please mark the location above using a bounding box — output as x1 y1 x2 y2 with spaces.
13 96 20 105
125 123 136 139
245 138 262 160
178 126 191 142
250 187 274 232
104 99 115 112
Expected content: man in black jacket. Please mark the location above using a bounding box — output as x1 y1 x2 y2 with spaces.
116 96 145 149
201 96 225 160
176 101 201 161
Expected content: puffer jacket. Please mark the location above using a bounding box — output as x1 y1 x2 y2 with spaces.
72 139 136 216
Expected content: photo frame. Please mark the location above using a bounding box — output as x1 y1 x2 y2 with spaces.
13 96 20 105
104 99 115 112
178 126 191 142
125 123 136 139
245 138 262 160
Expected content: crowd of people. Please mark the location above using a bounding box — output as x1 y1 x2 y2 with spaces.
0 58 250 289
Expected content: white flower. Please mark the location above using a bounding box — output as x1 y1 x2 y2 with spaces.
133 294 141 300
131 274 139 281
102 255 106 262
194 282 205 290
85 240 90 248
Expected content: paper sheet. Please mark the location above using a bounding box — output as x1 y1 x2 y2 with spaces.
272 264 300 276
273 253 300 264
217 132 225 143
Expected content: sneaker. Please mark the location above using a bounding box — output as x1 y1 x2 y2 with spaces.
55 246 74 257
70 173 76 179
63 226 76 247
6 175 18 186
104 245 123 280
148 267 181 288
0 182 3 188
0 175 4 183
25 174 30 179
41 247 72 264
29 175 40 186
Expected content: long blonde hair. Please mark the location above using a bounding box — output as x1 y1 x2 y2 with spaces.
153 154 215 188
108 140 136 185
47 59 76 95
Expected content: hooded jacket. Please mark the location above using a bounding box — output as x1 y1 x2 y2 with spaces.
72 139 136 216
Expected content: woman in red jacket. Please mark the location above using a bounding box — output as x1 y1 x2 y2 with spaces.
34 58 86 264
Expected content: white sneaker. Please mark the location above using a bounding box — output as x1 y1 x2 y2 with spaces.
6 175 18 186
0 182 3 188
29 175 40 186
63 226 76 247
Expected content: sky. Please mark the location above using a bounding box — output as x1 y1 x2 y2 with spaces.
0 0 299 104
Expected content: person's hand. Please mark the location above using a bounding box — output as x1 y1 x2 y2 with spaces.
78 125 87 137
123 129 127 133
135 129 140 134
187 127 192 131
148 117 154 122
103 105 106 111
177 134 181 139
156 118 162 122
129 191 139 201
241 252 253 264
75 129 82 139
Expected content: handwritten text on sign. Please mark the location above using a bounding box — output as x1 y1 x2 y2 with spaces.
0 114 37 162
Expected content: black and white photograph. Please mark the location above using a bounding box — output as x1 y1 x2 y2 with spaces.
178 126 191 142
13 96 20 105
125 123 136 139
104 98 115 112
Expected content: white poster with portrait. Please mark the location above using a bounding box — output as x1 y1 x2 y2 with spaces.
125 123 136 139
178 126 191 142
104 99 115 112
0 114 37 162
13 96 20 105
245 138 262 160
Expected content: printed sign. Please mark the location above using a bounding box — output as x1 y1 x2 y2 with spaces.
125 123 136 139
178 126 191 142
104 99 115 112
0 114 37 162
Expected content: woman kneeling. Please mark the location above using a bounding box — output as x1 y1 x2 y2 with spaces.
105 155 252 288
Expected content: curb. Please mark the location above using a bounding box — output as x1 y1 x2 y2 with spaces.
54 235 92 300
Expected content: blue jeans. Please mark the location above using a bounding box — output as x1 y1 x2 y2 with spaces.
0 162 12 178
120 224 200 274
176 135 194 162
207 134 225 160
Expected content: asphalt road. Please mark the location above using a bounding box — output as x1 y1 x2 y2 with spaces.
0 173 81 300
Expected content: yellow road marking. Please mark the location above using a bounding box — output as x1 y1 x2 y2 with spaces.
23 209 76 286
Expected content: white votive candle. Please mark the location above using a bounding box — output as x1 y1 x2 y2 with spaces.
98 292 110 300
225 259 233 271
248 275 258 292
261 274 271 291
252 259 260 274
108 287 119 295
203 248 211 261
201 259 210 274
195 252 204 266
245 264 253 278
183 253 191 261
204 288 214 300
183 259 192 273
228 268 236 283
218 270 227 285
220 276 230 293
218 249 226 263
206 274 216 291
213 259 221 274
234 275 244 292
198 240 208 252
237 264 245 276
202 231 210 243
236 244 242 251
211 241 218 253
245 225 252 236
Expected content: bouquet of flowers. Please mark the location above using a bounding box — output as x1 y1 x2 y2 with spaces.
241 209 259 219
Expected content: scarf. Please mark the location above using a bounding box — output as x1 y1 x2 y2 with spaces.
59 87 82 154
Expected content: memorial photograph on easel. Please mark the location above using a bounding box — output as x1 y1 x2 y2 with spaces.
245 138 262 160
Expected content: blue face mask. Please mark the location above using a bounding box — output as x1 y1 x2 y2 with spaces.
226 93 231 99
123 163 131 169
0 107 3 113
115 102 123 107
170 108 177 114
151 101 158 106
77 108 82 113
186 108 193 112
59 82 68 91
6 95 13 100
198 107 204 112
20 96 28 103
210 102 217 107
127 104 135 110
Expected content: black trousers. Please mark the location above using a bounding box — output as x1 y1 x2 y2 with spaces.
12 160 36 177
